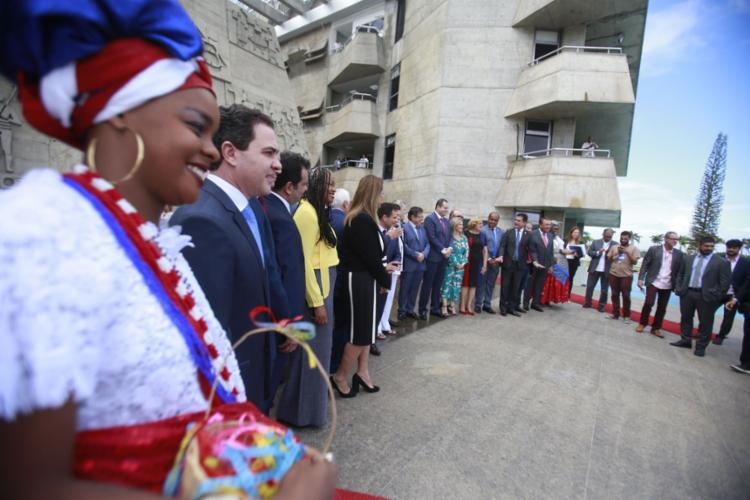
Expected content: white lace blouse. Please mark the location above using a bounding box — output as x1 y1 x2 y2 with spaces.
0 169 245 431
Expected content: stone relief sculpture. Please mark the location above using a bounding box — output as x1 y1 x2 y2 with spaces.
227 3 284 68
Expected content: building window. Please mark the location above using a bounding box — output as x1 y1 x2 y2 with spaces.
389 64 400 111
533 30 559 61
383 134 396 180
395 0 406 42
524 120 551 156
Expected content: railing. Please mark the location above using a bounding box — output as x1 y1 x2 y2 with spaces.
529 45 622 66
325 92 377 112
520 147 612 159
331 25 382 54
322 159 374 170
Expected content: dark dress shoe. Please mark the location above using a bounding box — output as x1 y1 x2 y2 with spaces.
531 305 544 312
407 312 419 319
712 335 725 345
515 308 527 314
522 304 530 311
500 310 507 316
509 310 521 317
418 313 428 321
694 349 706 357
330 376 357 398
597 306 606 313
474 308 482 314
670 339 692 348
482 307 496 314
352 373 380 393
370 343 382 356
582 303 592 309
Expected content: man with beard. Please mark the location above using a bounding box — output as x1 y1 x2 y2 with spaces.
713 239 750 345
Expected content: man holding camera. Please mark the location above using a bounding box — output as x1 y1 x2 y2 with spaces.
607 231 641 323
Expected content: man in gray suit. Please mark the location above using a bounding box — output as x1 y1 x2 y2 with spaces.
583 228 615 312
525 217 554 312
670 235 732 357
636 231 684 338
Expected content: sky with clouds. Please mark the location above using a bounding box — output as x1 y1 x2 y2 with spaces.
589 0 750 247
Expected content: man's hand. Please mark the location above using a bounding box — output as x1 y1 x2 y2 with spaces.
498 256 504 264
416 252 424 263
387 227 403 239
386 262 400 274
481 264 487 275
488 257 496 265
637 280 645 291
278 338 299 353
445 247 453 257
312 306 327 325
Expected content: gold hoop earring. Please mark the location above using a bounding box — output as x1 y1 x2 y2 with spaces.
85 128 145 184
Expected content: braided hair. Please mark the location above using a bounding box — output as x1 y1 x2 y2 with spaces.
305 167 337 247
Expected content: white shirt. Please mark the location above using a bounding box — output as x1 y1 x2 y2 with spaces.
652 245 674 290
269 190 292 214
0 170 245 429
595 240 612 272
207 173 248 212
727 255 739 295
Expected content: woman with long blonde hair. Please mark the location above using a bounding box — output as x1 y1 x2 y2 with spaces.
331 175 399 397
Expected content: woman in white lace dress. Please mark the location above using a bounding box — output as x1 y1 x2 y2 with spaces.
0 1 335 497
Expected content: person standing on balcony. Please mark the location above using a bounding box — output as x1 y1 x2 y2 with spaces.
358 154 369 169
635 231 684 338
606 231 640 323
581 136 599 157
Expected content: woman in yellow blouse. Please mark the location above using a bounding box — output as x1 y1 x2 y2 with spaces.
277 166 339 427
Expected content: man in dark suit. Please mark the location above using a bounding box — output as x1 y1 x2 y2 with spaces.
728 250 750 374
583 228 616 312
171 105 281 413
420 198 452 319
636 231 684 338
714 239 749 345
476 211 504 314
498 213 530 316
525 217 554 312
670 235 732 357
329 187 351 373
398 206 430 320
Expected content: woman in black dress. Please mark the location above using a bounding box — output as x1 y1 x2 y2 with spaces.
460 218 487 314
330 175 398 397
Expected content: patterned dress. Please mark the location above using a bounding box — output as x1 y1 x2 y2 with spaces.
441 234 469 302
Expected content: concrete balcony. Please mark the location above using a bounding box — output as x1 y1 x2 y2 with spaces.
328 32 386 89
513 0 647 29
495 154 621 227
323 98 379 145
505 48 635 119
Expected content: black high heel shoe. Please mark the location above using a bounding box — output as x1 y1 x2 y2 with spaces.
352 373 380 393
330 376 357 398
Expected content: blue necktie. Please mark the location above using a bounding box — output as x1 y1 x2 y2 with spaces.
241 204 265 267
513 229 521 261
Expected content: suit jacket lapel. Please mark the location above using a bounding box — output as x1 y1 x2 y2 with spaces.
204 180 264 265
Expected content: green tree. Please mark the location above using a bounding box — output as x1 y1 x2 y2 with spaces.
650 234 664 244
690 133 728 248
678 235 691 252
582 231 592 245
630 232 641 244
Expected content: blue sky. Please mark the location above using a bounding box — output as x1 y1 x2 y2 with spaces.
592 0 750 247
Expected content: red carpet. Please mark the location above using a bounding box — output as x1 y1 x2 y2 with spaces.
568 293 718 338
335 489 387 500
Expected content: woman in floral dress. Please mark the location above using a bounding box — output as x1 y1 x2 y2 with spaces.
440 217 469 315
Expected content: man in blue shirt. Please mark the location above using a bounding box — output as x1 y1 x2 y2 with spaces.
476 212 503 313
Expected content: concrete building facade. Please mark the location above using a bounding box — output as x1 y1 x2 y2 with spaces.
0 0 309 188
276 0 648 230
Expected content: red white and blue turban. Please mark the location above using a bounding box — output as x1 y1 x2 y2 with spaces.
0 0 213 149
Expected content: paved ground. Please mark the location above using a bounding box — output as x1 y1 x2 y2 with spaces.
292 298 749 499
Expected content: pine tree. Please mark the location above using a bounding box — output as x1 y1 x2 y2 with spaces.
690 133 728 248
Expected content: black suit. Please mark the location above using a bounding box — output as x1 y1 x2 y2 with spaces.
674 253 732 350
171 179 274 413
718 257 750 339
584 238 615 309
636 245 684 330
498 227 530 312
732 258 750 367
525 229 554 307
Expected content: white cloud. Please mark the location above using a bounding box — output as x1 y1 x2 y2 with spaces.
642 0 705 77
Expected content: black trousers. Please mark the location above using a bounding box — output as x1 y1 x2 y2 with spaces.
680 289 721 350
525 266 548 307
718 295 738 338
585 271 609 308
567 258 580 295
500 264 523 312
740 309 750 367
